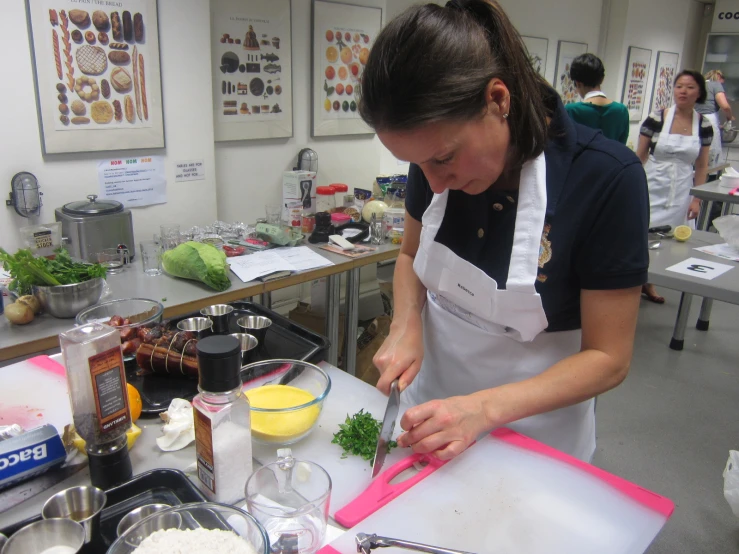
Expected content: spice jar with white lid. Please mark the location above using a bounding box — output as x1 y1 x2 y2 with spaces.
315 186 336 214
193 335 252 504
329 184 349 208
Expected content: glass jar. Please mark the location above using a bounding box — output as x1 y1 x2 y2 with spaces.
330 184 349 209
315 186 336 214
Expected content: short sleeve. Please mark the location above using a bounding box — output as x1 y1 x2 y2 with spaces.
639 111 663 138
575 162 649 290
405 163 433 222
699 115 714 147
713 81 725 95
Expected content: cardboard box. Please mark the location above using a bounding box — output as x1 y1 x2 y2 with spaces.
282 171 317 222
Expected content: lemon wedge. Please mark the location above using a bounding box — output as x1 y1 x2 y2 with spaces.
674 225 692 242
71 423 142 455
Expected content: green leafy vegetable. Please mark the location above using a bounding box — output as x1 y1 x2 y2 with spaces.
0 248 106 295
161 241 231 292
331 409 398 465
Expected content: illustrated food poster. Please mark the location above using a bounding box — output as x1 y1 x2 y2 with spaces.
650 51 679 115
210 0 293 141
27 0 164 154
621 46 652 122
312 0 382 137
554 41 588 105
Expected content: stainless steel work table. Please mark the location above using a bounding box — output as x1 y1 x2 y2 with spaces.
647 231 739 350
0 243 401 374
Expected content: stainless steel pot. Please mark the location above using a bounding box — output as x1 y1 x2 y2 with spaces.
34 277 105 318
55 195 135 262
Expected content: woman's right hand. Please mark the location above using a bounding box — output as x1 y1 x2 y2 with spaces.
373 316 424 395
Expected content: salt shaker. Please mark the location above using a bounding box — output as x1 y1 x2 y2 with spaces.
193 335 252 504
369 212 384 245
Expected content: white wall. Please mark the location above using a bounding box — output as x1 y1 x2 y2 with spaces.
1 0 218 253
213 0 384 227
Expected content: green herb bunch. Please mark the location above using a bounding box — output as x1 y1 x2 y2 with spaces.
0 248 107 295
331 409 398 465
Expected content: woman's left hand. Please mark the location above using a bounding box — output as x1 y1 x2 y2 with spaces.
397 394 492 460
688 198 702 220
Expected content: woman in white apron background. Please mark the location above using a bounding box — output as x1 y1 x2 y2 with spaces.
358 0 649 463
637 70 713 304
696 70 734 176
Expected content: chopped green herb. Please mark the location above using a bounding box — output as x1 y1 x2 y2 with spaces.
331 409 397 465
161 297 167 302
0 248 107 295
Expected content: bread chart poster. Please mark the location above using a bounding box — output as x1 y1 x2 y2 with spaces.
26 0 164 154
210 0 293 141
621 46 652 122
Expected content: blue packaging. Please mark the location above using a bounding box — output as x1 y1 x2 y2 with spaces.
0 424 66 491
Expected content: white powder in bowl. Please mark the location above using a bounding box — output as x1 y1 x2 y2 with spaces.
132 528 258 554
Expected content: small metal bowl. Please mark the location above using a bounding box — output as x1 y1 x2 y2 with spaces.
200 304 234 334
231 333 259 365
177 316 213 339
33 277 105 318
42 485 106 544
116 503 171 537
237 315 272 345
3 518 85 554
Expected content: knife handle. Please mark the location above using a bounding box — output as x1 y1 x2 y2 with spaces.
334 453 448 528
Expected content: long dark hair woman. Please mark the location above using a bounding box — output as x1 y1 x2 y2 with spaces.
360 0 649 462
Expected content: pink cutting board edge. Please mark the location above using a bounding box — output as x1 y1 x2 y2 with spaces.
28 355 68 378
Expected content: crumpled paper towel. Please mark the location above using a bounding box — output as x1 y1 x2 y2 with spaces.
156 398 195 451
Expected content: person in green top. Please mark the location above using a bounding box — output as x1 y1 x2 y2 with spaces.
564 54 630 144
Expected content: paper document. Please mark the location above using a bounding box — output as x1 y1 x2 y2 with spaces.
227 247 333 283
665 257 734 280
694 243 739 262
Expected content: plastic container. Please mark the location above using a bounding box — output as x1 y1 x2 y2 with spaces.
330 183 349 208
241 360 331 445
384 207 405 233
316 186 335 213
331 212 351 225
301 213 316 234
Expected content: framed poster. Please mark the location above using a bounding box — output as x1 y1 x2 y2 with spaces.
26 0 164 154
521 36 548 77
621 46 652 122
554 40 588 105
311 0 382 137
649 51 679 115
210 0 293 141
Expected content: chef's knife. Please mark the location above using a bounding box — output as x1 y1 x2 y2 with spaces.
372 379 400 478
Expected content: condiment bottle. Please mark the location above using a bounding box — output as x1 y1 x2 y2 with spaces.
193 335 252 504
315 186 336 214
59 323 132 489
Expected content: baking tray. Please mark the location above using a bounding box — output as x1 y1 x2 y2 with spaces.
129 301 330 415
0 469 207 553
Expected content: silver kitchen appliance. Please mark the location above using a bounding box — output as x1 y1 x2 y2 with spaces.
55 195 136 261
7 172 42 218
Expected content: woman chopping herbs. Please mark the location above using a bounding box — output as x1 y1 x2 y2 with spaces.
361 0 649 462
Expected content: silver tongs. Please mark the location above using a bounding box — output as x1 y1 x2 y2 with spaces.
356 533 477 554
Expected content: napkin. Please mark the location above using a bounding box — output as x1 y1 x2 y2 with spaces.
156 398 195 451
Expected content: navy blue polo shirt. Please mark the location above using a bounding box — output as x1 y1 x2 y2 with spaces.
405 91 649 332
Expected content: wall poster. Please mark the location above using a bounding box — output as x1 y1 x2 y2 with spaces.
210 0 293 141
311 0 382 137
649 51 679 116
521 36 548 78
621 46 652 122
26 0 164 154
554 40 588 105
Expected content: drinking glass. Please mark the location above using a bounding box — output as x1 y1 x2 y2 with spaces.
265 205 282 225
160 225 181 251
140 240 162 276
96 248 127 274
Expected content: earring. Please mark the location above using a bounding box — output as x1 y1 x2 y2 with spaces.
502 113 509 119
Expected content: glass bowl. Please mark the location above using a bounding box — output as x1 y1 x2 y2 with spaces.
76 298 164 359
241 360 331 445
107 502 270 554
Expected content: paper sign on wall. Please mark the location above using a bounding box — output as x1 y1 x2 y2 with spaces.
98 156 166 208
665 257 734 280
175 160 205 182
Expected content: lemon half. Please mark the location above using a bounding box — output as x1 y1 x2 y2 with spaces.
674 225 692 242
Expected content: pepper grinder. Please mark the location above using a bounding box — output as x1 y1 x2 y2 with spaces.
59 323 133 489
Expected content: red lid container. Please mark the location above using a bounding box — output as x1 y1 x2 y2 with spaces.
316 186 335 196
330 183 349 193
331 212 351 223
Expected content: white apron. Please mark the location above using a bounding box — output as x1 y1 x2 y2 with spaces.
406 153 596 461
645 105 701 229
705 111 723 172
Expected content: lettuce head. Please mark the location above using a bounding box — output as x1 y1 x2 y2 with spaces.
162 241 231 292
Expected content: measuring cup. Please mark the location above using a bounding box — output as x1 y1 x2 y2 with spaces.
245 453 331 554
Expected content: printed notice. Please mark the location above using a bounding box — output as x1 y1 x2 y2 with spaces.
175 159 205 183
665 257 735 280
98 156 166 208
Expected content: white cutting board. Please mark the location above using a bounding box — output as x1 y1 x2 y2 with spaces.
0 356 73 435
321 430 673 554
250 364 407 518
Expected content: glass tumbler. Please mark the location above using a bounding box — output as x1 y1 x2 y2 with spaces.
96 248 127 274
160 225 181 251
140 240 162 276
265 204 282 225
245 457 331 554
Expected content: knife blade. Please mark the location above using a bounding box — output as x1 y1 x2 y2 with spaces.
372 379 400 478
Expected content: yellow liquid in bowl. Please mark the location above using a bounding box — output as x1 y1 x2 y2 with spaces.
245 385 321 442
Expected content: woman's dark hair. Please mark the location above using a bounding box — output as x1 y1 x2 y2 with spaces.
569 54 605 87
674 70 708 104
358 0 551 169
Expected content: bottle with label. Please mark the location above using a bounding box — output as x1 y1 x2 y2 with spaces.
59 323 132 489
193 335 252 504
